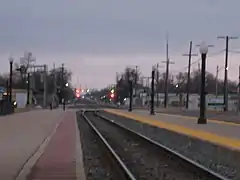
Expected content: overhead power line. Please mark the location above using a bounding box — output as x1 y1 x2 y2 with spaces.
182 49 226 71
228 49 240 53
156 49 225 75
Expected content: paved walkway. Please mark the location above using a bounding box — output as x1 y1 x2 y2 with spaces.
0 109 85 180
26 111 85 180
104 109 240 151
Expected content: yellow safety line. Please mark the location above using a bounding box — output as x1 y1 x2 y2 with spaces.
104 109 240 151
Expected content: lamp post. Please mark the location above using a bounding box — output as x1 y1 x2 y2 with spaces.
150 66 155 115
26 73 30 105
128 76 133 112
9 56 14 105
198 42 208 124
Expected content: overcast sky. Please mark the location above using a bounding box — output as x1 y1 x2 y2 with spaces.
0 0 240 88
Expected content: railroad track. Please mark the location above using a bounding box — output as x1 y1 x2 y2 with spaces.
80 110 229 180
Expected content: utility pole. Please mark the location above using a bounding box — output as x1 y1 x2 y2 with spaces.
224 36 229 111
43 65 48 108
162 58 174 108
215 65 219 97
165 33 169 109
217 35 238 111
134 66 139 98
182 41 198 109
61 63 64 103
156 63 159 107
162 33 175 108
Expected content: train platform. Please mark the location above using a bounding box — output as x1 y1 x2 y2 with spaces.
104 109 240 151
154 107 240 123
0 109 85 180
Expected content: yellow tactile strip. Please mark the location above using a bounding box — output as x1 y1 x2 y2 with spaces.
104 109 240 151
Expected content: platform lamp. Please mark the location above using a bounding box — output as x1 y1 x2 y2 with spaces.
9 56 14 104
198 42 208 124
150 66 155 115
128 76 134 112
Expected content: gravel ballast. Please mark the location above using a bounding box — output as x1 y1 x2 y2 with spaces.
86 112 215 180
100 111 240 180
76 112 122 180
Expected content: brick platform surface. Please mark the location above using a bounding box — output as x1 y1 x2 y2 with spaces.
0 109 64 180
27 111 79 180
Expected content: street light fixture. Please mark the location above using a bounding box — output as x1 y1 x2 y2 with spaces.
128 76 134 112
198 42 208 124
8 56 14 106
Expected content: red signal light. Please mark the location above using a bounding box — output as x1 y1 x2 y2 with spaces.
75 89 81 98
110 93 114 98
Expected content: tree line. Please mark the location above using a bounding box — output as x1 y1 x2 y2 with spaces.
0 63 74 101
95 67 238 104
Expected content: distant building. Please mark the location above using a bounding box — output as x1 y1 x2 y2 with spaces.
0 87 33 105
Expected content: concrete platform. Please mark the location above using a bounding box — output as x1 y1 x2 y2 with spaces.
154 107 240 123
126 106 240 123
104 109 240 151
0 109 85 180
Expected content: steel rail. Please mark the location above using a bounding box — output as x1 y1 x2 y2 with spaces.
81 111 136 180
95 111 230 180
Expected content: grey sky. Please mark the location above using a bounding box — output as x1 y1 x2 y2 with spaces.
0 0 240 88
